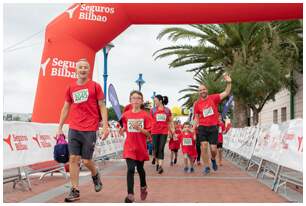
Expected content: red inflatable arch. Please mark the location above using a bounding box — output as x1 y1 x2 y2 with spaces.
32 3 302 123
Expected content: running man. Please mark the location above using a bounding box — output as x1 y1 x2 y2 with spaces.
193 73 232 174
57 58 109 202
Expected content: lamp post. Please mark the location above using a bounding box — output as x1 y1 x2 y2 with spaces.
103 42 114 105
151 91 156 107
135 73 145 91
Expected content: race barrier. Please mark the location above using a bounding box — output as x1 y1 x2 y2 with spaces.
3 121 125 190
223 118 303 194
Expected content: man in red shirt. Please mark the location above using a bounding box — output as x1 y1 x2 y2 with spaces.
193 73 232 174
57 58 109 202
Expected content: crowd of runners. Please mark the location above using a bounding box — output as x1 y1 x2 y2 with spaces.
56 58 232 203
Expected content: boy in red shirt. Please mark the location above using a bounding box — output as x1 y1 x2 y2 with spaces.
57 58 109 202
193 73 232 175
120 91 151 203
178 122 197 173
168 120 181 166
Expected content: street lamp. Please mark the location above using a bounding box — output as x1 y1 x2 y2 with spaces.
135 73 145 91
151 91 156 107
103 42 114 105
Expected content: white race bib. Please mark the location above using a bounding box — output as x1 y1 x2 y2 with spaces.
72 89 89 104
203 106 214 118
183 138 192 146
156 114 167 122
127 119 144 133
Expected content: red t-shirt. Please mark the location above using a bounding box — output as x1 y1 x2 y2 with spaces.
218 121 225 143
193 94 221 126
121 110 151 161
123 104 132 113
168 124 182 150
178 131 197 158
150 107 172 135
65 80 104 131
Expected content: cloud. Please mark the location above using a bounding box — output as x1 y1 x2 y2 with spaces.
4 4 197 113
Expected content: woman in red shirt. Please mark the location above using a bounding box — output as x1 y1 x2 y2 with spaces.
120 91 151 203
150 95 175 174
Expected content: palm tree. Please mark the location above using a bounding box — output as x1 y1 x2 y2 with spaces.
154 21 302 127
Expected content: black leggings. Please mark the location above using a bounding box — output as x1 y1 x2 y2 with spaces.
196 135 201 162
152 134 168 160
126 158 147 194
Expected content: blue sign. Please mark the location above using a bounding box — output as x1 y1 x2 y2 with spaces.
108 84 122 120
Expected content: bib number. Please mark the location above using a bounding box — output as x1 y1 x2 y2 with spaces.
203 107 214 118
127 119 144 133
72 89 89 104
183 138 192 146
156 114 167 122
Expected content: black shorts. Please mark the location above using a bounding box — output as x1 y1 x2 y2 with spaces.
68 128 97 160
217 143 223 149
197 126 218 145
171 149 178 153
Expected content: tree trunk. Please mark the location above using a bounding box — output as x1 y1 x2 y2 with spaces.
233 97 248 128
252 108 259 126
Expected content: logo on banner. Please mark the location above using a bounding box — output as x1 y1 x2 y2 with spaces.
65 5 80 19
41 57 78 79
40 58 50 76
3 134 29 151
65 3 115 23
32 134 53 148
297 136 303 152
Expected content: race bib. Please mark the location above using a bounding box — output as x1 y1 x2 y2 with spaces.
127 119 144 133
72 89 89 104
156 114 167 122
183 138 192 146
203 107 214 118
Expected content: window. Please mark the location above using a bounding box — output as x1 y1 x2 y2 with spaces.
273 109 278 124
281 107 287 122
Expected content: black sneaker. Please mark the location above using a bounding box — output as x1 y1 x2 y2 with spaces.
211 159 218 171
152 158 156 165
124 194 135 203
64 188 80 202
174 158 177 164
92 171 103 192
158 166 164 174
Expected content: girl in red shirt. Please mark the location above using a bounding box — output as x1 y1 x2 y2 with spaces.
178 122 197 173
120 91 151 203
169 120 181 166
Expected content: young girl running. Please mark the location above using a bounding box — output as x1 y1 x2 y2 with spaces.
178 122 197 173
120 91 151 203
169 120 181 166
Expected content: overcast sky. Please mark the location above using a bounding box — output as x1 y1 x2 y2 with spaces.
3 3 198 114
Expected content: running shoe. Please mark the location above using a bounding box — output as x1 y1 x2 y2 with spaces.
64 188 80 202
211 159 218 171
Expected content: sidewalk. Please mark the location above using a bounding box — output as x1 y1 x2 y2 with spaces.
4 148 289 203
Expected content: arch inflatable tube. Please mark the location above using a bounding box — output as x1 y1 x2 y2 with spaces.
32 3 302 123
